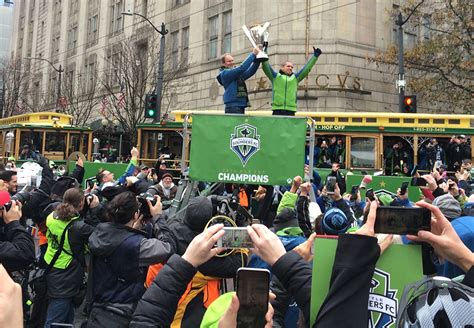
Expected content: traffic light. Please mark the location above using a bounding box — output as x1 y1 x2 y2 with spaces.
144 94 157 119
403 95 417 113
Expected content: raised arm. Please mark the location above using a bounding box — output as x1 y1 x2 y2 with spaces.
242 61 260 80
219 52 257 84
262 61 277 81
296 47 321 82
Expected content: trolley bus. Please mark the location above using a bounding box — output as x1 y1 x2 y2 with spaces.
138 110 474 174
0 112 93 162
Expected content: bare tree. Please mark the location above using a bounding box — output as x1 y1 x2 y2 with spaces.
62 70 101 126
0 57 32 117
370 0 473 113
101 35 191 145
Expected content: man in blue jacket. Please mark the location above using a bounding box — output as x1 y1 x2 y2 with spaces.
216 48 260 114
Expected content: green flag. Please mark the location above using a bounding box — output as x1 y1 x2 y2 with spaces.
189 114 307 185
310 237 423 327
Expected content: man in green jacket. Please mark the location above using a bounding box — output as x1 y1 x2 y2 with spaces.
262 47 322 115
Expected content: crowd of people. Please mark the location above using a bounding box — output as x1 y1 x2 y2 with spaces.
0 142 472 328
0 46 473 328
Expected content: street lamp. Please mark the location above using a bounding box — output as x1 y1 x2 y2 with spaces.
122 12 168 123
25 57 64 112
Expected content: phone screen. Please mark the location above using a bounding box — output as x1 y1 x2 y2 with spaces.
237 268 270 328
366 188 375 201
375 206 431 235
350 185 359 200
399 182 409 195
410 177 427 187
216 227 253 248
326 176 336 194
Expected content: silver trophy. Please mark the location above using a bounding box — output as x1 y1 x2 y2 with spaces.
242 22 270 62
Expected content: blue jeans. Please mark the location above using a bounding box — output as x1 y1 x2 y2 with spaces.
44 297 75 328
225 106 245 114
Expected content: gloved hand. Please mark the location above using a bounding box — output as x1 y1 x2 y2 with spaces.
313 47 322 57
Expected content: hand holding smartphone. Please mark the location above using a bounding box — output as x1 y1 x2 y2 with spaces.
216 227 253 248
410 176 427 187
375 206 431 235
236 268 270 328
326 176 337 195
366 188 376 201
399 182 409 196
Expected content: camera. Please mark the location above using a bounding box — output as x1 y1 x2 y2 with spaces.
136 186 159 219
4 188 31 211
208 191 253 227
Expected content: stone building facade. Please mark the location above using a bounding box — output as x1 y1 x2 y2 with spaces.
9 0 427 119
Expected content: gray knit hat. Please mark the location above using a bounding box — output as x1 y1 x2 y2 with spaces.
432 194 461 221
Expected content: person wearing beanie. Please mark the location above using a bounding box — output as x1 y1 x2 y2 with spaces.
319 207 350 235
432 193 462 221
155 173 177 211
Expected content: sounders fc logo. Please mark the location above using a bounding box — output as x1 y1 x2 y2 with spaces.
368 268 398 328
230 124 260 167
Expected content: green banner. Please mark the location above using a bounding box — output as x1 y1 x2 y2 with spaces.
189 114 307 185
310 237 423 327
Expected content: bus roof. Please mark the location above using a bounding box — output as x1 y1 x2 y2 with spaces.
0 112 91 130
169 110 474 133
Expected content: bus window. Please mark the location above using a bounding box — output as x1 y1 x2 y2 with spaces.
69 134 81 154
350 137 376 169
19 130 43 153
45 132 66 152
383 137 413 176
81 134 89 156
417 137 449 172
314 135 346 168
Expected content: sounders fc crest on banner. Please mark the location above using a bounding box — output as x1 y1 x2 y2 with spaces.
230 124 260 167
368 268 398 328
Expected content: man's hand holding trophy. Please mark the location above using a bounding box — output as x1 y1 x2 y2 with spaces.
242 22 270 63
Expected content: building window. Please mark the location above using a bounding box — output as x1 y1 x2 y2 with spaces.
182 26 189 63
67 26 78 51
110 0 124 34
171 31 179 68
422 15 431 41
87 14 99 44
174 0 190 7
222 11 232 54
209 16 218 59
141 0 148 16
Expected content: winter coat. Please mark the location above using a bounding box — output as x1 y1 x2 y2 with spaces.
0 220 35 273
272 234 380 327
262 55 318 112
216 53 259 109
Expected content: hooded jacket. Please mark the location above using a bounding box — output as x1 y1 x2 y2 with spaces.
88 219 174 309
134 196 247 327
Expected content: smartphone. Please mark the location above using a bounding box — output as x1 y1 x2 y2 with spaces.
399 182 409 195
236 268 270 328
350 185 359 201
366 188 375 201
410 165 419 177
86 178 96 189
326 176 337 194
410 177 427 187
375 206 431 235
216 227 253 248
433 161 442 172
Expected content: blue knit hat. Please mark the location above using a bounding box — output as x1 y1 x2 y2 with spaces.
322 207 349 235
